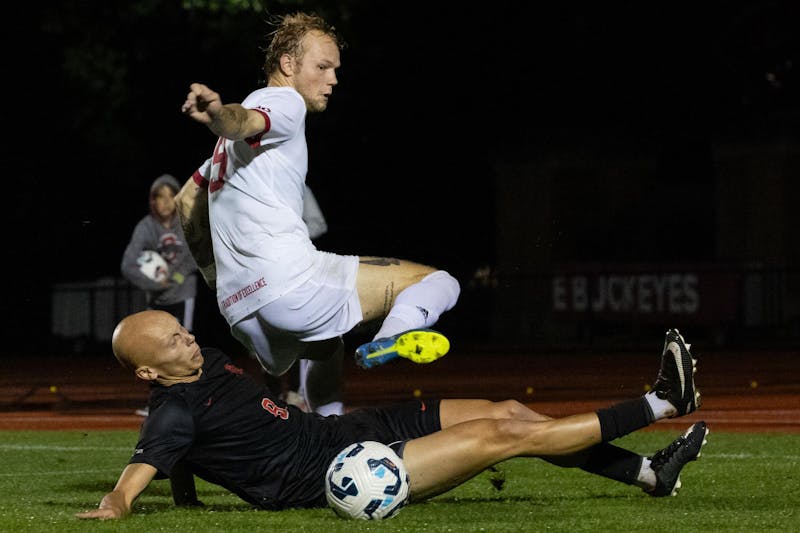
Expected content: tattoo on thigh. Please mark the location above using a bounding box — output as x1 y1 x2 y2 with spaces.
359 257 400 266
384 282 395 315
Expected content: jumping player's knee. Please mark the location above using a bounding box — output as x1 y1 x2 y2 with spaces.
422 270 461 310
397 270 460 310
267 357 296 376
251 350 294 376
232 326 295 376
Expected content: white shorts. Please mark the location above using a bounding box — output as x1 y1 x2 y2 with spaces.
231 251 362 374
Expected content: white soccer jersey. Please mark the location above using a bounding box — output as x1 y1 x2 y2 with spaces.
193 87 318 325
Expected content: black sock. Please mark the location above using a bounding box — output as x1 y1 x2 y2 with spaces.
596 397 655 442
579 443 644 485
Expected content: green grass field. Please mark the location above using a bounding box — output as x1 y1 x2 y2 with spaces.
1 429 796 532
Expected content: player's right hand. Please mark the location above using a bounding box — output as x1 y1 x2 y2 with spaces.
181 83 221 124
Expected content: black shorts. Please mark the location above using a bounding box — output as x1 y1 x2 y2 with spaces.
259 399 442 510
327 398 442 458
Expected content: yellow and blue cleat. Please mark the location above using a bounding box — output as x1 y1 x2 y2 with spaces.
355 329 450 369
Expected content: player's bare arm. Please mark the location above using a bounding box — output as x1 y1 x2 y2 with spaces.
75 463 157 520
175 177 216 289
181 83 265 140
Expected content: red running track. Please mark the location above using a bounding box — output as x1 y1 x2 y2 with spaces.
1 348 797 433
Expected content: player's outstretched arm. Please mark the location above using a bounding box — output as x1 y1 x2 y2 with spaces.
181 82 265 140
75 463 157 520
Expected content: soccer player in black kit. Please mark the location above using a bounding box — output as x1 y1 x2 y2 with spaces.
77 310 707 520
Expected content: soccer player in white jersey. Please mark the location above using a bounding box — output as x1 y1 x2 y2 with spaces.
176 12 460 416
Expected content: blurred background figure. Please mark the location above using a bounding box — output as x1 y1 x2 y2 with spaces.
121 173 199 416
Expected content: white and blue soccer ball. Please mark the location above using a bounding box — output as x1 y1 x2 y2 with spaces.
137 250 169 282
325 441 410 520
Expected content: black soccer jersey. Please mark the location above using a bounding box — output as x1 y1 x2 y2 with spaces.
129 348 439 510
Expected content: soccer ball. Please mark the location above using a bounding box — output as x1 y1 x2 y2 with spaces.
137 250 168 282
325 441 410 520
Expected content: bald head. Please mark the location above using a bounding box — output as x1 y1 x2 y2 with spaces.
112 310 204 385
112 310 178 371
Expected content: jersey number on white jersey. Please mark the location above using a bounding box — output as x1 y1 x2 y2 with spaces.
209 137 229 193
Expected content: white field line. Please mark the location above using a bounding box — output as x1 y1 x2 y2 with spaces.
0 468 124 477
0 444 129 451
0 454 797 479
706 453 800 460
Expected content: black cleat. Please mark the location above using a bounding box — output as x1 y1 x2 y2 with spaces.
648 421 709 497
652 329 701 417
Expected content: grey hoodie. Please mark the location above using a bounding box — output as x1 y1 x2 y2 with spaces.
120 174 198 307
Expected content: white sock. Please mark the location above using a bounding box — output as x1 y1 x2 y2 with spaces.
315 401 344 417
644 391 677 420
636 457 656 490
298 359 309 399
372 304 420 340
372 270 460 340
299 341 344 414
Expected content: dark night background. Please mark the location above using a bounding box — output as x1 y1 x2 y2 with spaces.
6 1 799 354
